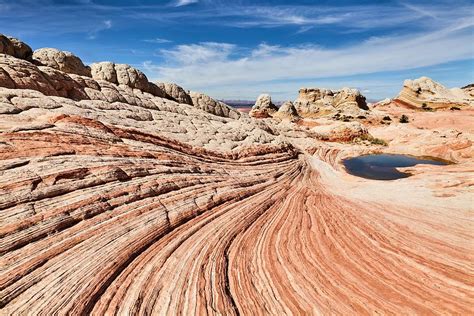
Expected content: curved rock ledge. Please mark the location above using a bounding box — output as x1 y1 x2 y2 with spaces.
0 37 473 315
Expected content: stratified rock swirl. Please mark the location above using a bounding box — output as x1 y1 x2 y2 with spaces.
0 114 472 315
1 35 473 314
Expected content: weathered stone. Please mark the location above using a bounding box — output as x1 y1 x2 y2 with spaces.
0 34 33 60
190 91 242 119
273 101 299 121
90 61 117 83
156 82 193 105
294 87 368 118
249 93 278 118
395 77 474 109
33 48 91 77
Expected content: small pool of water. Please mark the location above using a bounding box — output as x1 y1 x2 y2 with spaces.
343 154 450 180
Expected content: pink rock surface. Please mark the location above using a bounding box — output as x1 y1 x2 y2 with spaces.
0 38 473 315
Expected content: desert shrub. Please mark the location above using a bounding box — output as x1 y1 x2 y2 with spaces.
450 106 461 111
341 115 353 122
370 137 388 146
399 115 409 123
354 134 388 146
357 115 366 119
421 103 434 111
382 116 391 121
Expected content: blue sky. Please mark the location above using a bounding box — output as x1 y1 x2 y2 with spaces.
1 0 473 101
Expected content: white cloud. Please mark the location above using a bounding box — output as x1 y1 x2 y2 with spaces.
159 42 235 65
250 44 283 58
401 3 438 19
104 20 112 28
144 38 172 44
174 0 198 7
87 19 112 40
144 21 474 99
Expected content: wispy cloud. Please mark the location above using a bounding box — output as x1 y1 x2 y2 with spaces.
87 19 112 40
160 42 235 64
174 0 198 7
2 1 472 37
400 2 438 19
129 2 472 32
143 38 172 44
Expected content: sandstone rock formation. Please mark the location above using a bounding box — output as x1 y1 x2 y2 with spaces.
33 48 91 77
372 98 392 108
91 62 151 92
272 100 299 121
294 87 368 117
312 121 368 142
156 82 193 105
395 77 474 109
189 91 243 119
249 93 278 118
0 36 473 315
0 34 33 61
461 83 474 97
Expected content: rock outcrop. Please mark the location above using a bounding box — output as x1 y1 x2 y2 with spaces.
0 35 473 315
272 101 299 121
156 82 193 105
189 91 243 119
461 84 474 99
0 34 33 61
395 77 474 109
294 87 368 117
312 121 368 142
249 93 278 118
33 48 91 77
90 62 151 91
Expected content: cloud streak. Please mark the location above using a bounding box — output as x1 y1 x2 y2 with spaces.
144 38 172 44
87 19 112 40
174 0 198 7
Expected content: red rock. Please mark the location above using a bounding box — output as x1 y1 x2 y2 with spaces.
0 36 472 315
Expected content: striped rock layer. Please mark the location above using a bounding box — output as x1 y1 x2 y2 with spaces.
1 41 473 315
395 76 474 109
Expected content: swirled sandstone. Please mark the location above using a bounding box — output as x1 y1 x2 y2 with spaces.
0 37 473 315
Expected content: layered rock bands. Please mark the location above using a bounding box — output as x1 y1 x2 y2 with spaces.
0 35 473 315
